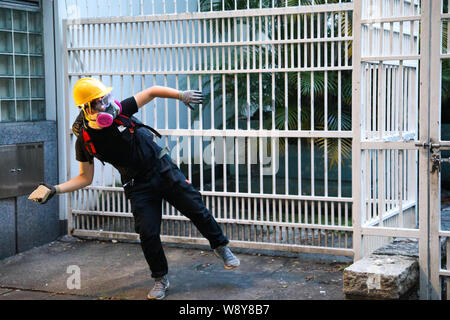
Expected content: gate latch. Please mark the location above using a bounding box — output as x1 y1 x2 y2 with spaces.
431 151 450 174
415 142 450 150
415 141 450 173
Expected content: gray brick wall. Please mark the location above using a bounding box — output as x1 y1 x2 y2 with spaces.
0 121 60 260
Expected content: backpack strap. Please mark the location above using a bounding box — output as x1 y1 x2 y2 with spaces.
82 128 105 165
114 114 162 138
130 115 162 139
113 114 135 132
139 123 162 139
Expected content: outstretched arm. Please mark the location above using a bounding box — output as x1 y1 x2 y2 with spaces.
134 86 180 108
134 86 203 110
56 161 95 194
28 161 94 204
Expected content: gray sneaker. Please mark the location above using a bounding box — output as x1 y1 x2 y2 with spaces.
147 275 170 300
214 245 240 270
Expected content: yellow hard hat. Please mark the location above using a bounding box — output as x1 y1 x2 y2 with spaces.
73 77 113 107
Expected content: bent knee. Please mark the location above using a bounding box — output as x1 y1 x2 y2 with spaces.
139 231 161 243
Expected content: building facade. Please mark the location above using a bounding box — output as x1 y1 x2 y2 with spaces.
0 0 60 259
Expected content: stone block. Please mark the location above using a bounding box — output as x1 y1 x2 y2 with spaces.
372 238 419 258
343 254 419 299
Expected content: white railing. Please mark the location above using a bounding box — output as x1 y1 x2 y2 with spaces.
64 0 354 256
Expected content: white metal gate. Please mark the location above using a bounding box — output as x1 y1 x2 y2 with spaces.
63 1 354 257
426 0 450 301
353 0 450 300
352 0 421 258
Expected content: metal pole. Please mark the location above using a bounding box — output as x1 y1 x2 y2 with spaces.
427 0 443 300
418 0 434 300
352 0 362 261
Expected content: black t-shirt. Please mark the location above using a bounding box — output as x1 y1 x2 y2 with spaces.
75 96 162 183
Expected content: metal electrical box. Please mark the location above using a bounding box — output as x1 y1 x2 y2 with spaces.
0 143 44 199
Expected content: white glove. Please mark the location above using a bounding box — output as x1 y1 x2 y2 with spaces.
178 90 203 110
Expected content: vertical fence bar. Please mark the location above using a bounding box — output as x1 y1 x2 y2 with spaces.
352 0 363 260
417 0 433 299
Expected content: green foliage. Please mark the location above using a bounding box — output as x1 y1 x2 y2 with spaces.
199 0 351 11
192 0 353 168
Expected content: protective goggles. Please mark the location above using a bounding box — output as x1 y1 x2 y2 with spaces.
89 93 115 112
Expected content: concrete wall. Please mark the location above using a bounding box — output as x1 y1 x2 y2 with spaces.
0 121 60 260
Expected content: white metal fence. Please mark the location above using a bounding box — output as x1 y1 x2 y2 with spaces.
64 0 354 256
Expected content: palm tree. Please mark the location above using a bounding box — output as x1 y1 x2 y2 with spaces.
192 0 353 169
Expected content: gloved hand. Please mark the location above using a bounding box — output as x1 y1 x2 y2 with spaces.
178 90 203 110
28 183 59 204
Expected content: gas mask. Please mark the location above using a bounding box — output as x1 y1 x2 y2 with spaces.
85 93 122 128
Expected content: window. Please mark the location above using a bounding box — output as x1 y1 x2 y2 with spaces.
0 1 40 10
0 6 45 122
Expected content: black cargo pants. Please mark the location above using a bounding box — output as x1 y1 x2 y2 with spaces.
124 155 229 279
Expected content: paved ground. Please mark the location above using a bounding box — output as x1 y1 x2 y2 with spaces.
0 236 352 300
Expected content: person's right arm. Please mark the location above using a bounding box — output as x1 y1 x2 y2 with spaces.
56 161 94 194
28 161 94 204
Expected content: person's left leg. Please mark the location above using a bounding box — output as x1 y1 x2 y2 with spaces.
159 156 228 249
159 155 239 269
125 181 170 299
127 185 168 279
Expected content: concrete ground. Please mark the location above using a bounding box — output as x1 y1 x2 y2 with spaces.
0 236 352 300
